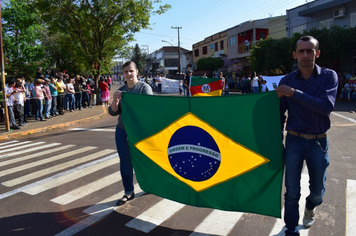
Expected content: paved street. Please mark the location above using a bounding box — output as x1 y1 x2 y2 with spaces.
0 90 355 235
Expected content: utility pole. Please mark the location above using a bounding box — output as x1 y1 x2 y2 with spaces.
171 26 182 73
0 4 11 132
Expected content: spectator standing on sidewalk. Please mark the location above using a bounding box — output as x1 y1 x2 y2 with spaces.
107 76 112 91
49 76 58 117
33 79 46 121
276 35 338 236
43 78 52 119
56 76 66 115
66 77 76 112
5 78 20 129
74 75 84 110
13 78 26 126
99 77 110 106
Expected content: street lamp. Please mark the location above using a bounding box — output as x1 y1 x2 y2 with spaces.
161 40 173 47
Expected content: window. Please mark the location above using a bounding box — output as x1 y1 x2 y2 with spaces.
220 40 224 50
351 12 356 27
194 49 199 57
230 36 236 46
215 42 218 51
259 32 266 40
203 46 207 55
319 19 333 29
292 24 306 34
164 59 178 67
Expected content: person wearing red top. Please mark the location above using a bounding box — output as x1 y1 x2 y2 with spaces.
99 77 110 106
107 76 112 91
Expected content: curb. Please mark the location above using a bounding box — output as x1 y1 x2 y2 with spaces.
0 106 107 141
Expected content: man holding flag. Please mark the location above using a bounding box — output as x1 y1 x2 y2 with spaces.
276 35 338 236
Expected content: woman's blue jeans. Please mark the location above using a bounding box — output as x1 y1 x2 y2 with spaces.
35 99 44 120
115 127 134 195
51 96 57 115
284 133 329 235
75 92 82 110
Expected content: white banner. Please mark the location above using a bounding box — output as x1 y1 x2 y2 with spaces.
161 78 180 93
261 75 285 91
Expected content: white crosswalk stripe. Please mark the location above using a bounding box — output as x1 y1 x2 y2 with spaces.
55 184 144 236
0 141 46 153
0 146 96 178
50 172 120 205
190 210 243 236
23 157 118 195
0 140 19 146
125 198 186 233
0 140 31 150
0 145 74 167
2 149 115 187
0 142 61 159
0 140 355 236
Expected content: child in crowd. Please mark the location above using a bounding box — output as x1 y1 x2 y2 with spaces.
260 80 268 92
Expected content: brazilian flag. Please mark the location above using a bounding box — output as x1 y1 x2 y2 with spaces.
121 91 284 218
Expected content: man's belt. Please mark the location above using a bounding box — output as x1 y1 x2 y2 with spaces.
288 130 327 139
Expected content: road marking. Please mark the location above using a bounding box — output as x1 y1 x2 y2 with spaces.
0 141 31 150
126 198 185 233
190 210 243 236
84 184 144 215
70 128 115 132
0 140 19 146
0 145 74 167
55 184 143 236
0 141 45 154
51 172 119 205
0 154 118 200
346 179 356 236
23 157 118 195
331 112 356 123
0 146 96 178
2 149 115 187
331 124 356 127
269 168 310 236
0 142 62 159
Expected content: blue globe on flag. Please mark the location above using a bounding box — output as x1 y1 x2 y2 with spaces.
167 126 221 182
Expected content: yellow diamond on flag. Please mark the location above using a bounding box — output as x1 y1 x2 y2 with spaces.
135 112 269 192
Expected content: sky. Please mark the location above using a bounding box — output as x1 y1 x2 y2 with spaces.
130 0 313 54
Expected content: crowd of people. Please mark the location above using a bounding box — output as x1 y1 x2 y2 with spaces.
0 68 116 130
338 70 356 102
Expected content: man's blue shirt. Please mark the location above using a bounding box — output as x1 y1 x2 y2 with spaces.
279 64 338 134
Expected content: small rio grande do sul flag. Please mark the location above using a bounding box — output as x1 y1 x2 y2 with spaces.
189 77 223 96
121 92 284 218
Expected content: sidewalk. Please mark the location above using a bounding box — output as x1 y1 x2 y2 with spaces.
0 82 123 141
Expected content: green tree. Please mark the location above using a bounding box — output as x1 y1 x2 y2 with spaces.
35 0 171 103
2 0 48 79
249 37 293 75
196 57 224 74
131 44 146 73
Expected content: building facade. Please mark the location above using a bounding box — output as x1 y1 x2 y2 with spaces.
226 16 286 75
145 46 190 76
287 0 356 72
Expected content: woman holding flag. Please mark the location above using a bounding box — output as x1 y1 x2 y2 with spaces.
108 61 153 206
